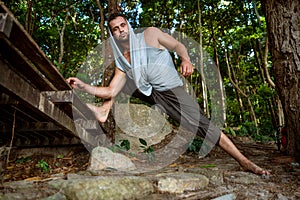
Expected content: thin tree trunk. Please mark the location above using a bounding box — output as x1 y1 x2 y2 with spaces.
25 0 33 35
58 8 69 65
214 50 226 126
227 51 245 123
252 40 265 82
261 36 275 88
225 50 258 133
198 0 210 117
95 0 105 42
260 36 282 128
103 0 121 87
253 36 280 128
97 0 121 143
261 36 284 128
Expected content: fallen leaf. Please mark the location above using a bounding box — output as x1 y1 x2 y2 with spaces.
169 163 178 167
6 166 14 170
199 164 217 168
25 177 42 181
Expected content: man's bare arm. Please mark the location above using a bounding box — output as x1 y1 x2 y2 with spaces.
66 68 126 99
144 27 194 76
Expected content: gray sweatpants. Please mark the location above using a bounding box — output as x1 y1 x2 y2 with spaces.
121 77 221 146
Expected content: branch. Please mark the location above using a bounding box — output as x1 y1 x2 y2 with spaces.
58 8 70 64
225 50 248 98
263 35 276 88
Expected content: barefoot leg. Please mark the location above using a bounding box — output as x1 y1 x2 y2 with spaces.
87 99 113 123
218 132 270 175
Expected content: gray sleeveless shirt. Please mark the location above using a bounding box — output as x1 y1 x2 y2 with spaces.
115 31 183 96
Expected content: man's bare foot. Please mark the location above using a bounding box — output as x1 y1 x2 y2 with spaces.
218 133 270 177
86 103 110 123
240 160 270 176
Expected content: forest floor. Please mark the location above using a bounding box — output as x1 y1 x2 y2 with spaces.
1 136 299 199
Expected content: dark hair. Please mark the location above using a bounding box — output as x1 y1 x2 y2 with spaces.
108 13 127 25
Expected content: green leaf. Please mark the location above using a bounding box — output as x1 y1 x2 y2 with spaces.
139 138 147 146
57 154 64 159
120 140 130 151
200 164 217 168
146 147 154 153
16 157 24 164
16 156 31 164
36 159 50 173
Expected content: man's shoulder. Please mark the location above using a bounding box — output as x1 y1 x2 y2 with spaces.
143 27 168 49
144 27 161 34
144 27 163 41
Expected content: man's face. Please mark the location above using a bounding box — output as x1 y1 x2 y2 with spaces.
109 16 129 42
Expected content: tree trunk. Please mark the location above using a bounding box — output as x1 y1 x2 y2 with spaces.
252 36 279 129
226 51 245 123
58 8 69 65
104 0 121 87
95 0 105 42
25 0 34 35
225 50 258 132
263 0 300 161
197 0 210 117
96 0 121 143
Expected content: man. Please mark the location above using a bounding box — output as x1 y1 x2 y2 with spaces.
66 13 270 176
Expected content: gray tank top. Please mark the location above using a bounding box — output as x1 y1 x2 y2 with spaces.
117 32 183 94
144 43 183 92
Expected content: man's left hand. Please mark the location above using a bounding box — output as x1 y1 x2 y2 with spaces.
180 60 194 76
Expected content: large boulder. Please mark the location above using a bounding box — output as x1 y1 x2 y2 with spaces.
114 103 172 153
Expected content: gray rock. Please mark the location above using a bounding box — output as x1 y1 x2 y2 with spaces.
49 176 154 200
187 168 224 186
41 192 67 200
224 171 259 184
114 103 172 153
88 146 136 171
156 172 209 193
1 180 57 200
277 193 288 200
212 193 236 200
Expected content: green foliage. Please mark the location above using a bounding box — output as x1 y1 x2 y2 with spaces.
252 134 273 143
225 120 275 143
199 164 216 168
36 159 50 173
4 0 278 144
5 0 103 78
139 138 155 161
257 83 275 98
224 127 236 137
16 156 31 164
109 138 155 160
120 140 131 151
57 154 64 159
109 140 131 153
188 136 204 153
226 121 259 138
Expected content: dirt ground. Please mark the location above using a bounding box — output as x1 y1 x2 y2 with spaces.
2 146 90 182
1 136 299 199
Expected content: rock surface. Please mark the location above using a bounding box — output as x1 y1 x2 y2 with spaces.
114 103 172 153
1 104 300 199
49 175 154 200
0 143 299 200
156 172 209 193
88 146 136 171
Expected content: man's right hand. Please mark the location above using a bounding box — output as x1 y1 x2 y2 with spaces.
66 77 86 90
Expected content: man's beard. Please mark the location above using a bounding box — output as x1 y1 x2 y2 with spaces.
115 32 129 42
